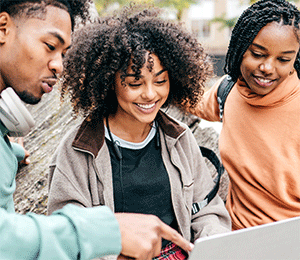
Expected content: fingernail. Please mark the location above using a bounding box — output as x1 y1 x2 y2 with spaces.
189 243 194 251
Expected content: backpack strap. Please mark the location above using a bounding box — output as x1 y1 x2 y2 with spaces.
192 146 225 215
217 75 235 122
191 77 232 214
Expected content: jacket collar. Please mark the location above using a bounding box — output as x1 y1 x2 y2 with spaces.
72 110 185 157
156 110 185 138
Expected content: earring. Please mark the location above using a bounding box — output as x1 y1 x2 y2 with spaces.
290 69 295 75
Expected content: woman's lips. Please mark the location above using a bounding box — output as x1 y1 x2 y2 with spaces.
253 76 275 87
136 103 155 109
135 102 157 113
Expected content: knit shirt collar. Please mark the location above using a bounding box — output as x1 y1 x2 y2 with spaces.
72 110 185 158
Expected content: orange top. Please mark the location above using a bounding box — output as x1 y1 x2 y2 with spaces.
194 73 300 230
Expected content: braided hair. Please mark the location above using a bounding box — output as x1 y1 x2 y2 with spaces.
61 4 212 121
225 0 300 81
0 0 92 30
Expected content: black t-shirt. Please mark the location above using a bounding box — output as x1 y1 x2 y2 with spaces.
106 130 176 246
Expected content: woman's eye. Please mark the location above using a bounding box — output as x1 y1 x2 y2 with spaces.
278 57 291 63
251 51 264 58
128 82 142 87
156 79 167 85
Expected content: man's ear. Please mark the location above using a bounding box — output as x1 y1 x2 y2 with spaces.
0 12 11 44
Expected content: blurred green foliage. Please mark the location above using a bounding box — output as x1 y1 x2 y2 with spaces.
93 0 196 20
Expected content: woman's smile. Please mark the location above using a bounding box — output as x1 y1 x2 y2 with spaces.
253 76 276 88
135 102 157 112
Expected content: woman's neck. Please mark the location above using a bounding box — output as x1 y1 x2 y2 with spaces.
106 114 153 143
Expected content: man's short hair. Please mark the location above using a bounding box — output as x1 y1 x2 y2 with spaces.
0 0 92 30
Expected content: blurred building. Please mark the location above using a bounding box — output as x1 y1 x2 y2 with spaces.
183 0 300 76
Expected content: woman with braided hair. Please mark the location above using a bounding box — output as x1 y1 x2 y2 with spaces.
187 0 300 230
47 4 231 259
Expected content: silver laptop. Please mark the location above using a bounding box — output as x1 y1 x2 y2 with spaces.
189 216 300 260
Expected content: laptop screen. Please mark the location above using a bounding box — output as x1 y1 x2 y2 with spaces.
189 216 300 260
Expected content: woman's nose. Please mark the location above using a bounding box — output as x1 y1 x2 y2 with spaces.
259 59 275 74
142 84 156 99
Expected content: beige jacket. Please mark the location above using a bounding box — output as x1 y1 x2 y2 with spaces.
48 111 231 244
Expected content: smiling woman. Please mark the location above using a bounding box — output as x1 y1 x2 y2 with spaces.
47 3 231 260
240 21 299 96
111 53 170 141
185 0 300 231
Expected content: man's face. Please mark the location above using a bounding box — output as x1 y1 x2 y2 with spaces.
0 6 72 104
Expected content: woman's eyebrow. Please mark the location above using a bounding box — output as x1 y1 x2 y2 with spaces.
251 43 267 51
252 43 296 54
155 68 167 76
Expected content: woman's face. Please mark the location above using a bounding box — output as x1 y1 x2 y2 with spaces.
240 22 299 96
114 53 170 125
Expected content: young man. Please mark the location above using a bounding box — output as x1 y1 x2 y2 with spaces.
0 1 192 259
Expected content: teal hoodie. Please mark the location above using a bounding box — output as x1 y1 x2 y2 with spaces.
0 122 121 259
0 123 21 212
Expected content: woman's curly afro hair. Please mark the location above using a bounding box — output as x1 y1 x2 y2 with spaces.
61 3 213 120
0 0 92 30
225 0 300 81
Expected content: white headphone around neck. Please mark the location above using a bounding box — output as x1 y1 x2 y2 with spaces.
0 87 35 137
